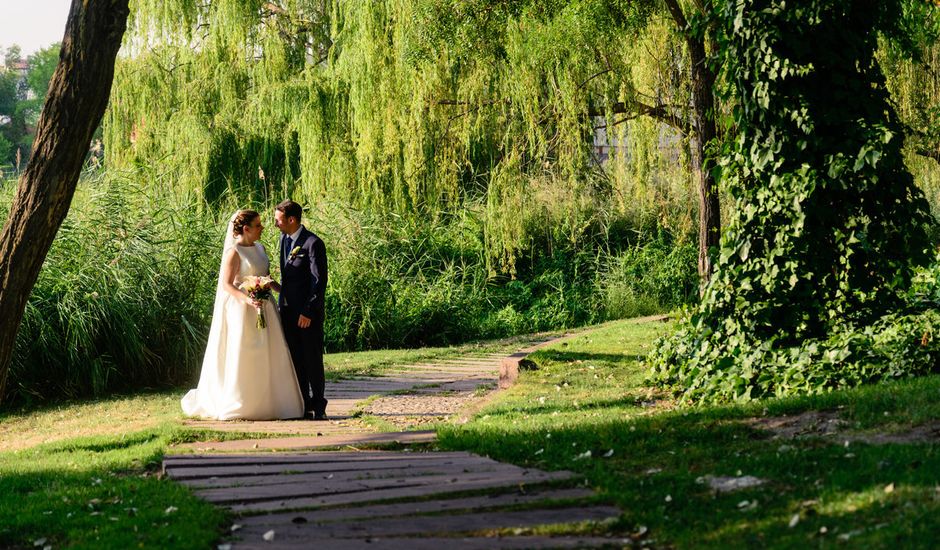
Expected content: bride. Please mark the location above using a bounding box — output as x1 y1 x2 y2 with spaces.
181 209 305 420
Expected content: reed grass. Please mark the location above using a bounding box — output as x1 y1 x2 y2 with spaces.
1 166 699 407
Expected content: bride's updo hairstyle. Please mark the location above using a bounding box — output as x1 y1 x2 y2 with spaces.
231 209 260 237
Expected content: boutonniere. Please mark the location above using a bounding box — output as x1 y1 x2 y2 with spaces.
289 246 302 260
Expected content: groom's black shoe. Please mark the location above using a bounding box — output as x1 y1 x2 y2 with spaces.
304 411 328 421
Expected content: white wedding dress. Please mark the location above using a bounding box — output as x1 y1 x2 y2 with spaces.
181 242 305 420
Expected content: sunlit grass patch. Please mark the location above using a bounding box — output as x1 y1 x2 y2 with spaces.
0 391 184 452
323 331 560 380
439 316 940 547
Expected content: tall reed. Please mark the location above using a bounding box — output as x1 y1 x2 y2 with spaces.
2 171 219 406
1 167 701 407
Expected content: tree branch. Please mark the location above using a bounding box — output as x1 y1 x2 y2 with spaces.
576 68 613 91
433 97 689 134
663 0 690 34
434 98 507 107
589 101 688 133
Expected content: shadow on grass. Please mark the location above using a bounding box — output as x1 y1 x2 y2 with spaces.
0 426 227 549
0 468 226 549
46 431 163 454
439 377 940 548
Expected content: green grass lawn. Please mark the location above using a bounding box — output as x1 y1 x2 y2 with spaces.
0 423 226 549
439 317 940 548
0 332 558 548
323 332 553 380
4 319 939 548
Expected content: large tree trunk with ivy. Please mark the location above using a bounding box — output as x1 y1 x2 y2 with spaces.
0 0 130 402
648 0 934 404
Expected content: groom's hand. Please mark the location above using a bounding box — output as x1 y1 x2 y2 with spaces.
297 314 311 329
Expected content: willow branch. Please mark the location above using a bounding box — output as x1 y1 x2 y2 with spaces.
589 101 688 133
434 98 507 107
576 68 613 91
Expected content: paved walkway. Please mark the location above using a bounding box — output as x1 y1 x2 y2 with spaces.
165 332 630 548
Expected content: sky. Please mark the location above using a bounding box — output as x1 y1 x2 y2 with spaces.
0 0 72 56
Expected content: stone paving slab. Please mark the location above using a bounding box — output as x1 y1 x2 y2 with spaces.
170 456 510 483
195 469 575 504
383 367 496 375
325 385 415 393
227 477 585 514
180 461 528 489
388 364 499 371
236 506 621 539
164 450 476 465
233 488 594 523
181 418 368 435
232 536 629 549
177 430 437 452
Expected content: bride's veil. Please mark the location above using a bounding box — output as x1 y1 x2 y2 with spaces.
215 211 239 302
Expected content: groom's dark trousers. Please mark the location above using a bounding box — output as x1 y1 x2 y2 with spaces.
279 227 328 415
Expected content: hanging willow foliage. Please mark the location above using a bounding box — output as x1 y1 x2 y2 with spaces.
880 3 940 226
105 0 704 275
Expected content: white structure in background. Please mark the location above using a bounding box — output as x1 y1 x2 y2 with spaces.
592 117 626 163
0 59 35 104
11 60 36 101
592 117 683 165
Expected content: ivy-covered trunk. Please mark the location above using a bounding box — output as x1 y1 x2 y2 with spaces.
649 0 934 403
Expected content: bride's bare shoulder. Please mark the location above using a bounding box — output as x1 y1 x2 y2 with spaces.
224 247 240 262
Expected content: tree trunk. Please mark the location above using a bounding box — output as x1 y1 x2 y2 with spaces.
664 0 721 287
0 0 130 403
688 42 721 286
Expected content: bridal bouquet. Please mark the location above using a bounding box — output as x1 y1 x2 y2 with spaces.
239 275 274 329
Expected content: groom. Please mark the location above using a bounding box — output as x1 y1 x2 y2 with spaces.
275 200 328 420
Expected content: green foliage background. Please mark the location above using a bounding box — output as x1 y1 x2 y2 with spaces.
0 43 60 172
2 0 940 407
3 0 702 407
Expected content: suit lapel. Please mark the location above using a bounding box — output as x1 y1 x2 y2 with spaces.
292 227 310 253
282 227 310 270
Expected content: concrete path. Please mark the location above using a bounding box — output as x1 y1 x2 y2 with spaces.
165 331 631 548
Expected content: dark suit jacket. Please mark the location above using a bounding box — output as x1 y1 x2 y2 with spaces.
278 227 328 319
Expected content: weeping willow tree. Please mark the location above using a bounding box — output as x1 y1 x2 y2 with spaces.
880 1 940 225
108 1 478 213
105 0 716 278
